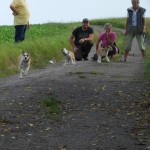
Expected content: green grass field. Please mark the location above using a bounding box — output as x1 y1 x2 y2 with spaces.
0 18 150 80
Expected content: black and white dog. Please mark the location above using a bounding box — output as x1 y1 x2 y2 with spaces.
19 51 31 79
62 48 76 65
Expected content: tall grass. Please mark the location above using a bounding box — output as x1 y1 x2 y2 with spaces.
0 18 150 81
0 22 80 77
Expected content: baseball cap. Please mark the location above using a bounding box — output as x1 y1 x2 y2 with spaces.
82 18 89 22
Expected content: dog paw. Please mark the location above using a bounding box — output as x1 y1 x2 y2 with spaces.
97 61 102 63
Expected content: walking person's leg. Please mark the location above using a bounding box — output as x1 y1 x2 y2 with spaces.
136 34 146 59
123 31 135 61
15 25 27 43
21 25 27 41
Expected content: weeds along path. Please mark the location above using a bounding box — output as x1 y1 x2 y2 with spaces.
0 26 149 150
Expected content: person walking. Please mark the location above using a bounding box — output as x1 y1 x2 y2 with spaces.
122 0 146 62
69 18 94 61
10 0 30 43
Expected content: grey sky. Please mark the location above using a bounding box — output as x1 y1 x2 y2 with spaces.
0 0 150 25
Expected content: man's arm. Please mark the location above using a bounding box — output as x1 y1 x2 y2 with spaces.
10 5 19 15
125 17 129 36
142 17 146 33
85 33 94 41
69 34 78 52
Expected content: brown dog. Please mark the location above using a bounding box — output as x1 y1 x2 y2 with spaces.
62 48 76 65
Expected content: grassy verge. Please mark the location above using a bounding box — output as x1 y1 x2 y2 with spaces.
0 18 150 81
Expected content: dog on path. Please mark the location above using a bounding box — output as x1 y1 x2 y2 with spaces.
19 50 31 79
62 48 76 65
97 46 112 63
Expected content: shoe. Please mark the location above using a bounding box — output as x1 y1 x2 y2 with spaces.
91 53 98 61
119 58 126 62
83 57 88 61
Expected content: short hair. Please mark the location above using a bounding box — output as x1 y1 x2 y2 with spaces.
131 0 140 4
82 18 89 23
104 23 112 29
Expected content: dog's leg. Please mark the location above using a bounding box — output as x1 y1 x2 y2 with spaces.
19 69 23 79
105 51 110 62
71 59 77 65
97 54 102 63
24 67 29 77
63 59 67 65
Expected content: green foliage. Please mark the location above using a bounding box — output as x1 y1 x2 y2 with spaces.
0 22 79 75
41 96 62 115
90 18 126 30
145 47 150 81
0 25 14 42
91 17 150 38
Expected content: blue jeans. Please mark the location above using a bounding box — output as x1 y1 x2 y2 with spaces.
15 25 27 42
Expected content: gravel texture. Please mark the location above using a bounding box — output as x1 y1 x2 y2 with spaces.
0 26 149 150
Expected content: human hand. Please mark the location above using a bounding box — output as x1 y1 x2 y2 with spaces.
124 31 128 36
12 12 18 16
27 23 30 29
73 47 78 52
142 28 146 34
78 38 85 44
106 32 110 37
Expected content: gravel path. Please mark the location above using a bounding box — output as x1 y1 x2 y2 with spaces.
0 26 149 150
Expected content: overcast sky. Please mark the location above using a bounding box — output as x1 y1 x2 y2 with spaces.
0 0 150 25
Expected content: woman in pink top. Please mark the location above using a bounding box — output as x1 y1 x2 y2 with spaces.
96 23 119 61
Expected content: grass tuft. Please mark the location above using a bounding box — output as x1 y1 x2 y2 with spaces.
41 96 62 115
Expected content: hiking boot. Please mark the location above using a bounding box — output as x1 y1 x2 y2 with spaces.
119 58 126 62
83 57 88 61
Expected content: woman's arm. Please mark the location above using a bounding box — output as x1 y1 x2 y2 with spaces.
106 33 115 45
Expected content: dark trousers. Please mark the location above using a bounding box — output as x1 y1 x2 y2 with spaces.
75 41 93 61
15 25 27 42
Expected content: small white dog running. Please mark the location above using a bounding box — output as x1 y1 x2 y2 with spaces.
62 48 76 65
19 51 31 79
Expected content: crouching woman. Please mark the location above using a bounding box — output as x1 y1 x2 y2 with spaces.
95 23 119 61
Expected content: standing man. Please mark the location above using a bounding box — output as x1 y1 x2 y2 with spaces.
122 0 146 62
10 0 30 43
69 18 94 61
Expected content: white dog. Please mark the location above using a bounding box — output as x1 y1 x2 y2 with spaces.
62 48 76 65
97 46 112 63
19 51 31 79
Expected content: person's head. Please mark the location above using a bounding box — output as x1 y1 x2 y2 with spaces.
104 23 112 33
82 18 89 29
131 0 139 9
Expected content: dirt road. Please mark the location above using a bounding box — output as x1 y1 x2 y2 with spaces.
0 26 149 150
